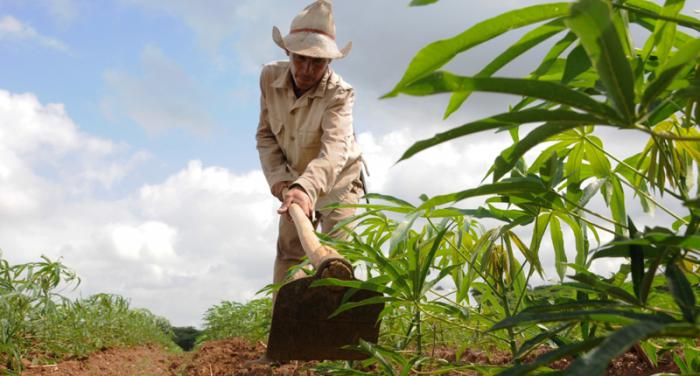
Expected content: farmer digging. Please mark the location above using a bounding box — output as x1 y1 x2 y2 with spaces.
256 0 363 286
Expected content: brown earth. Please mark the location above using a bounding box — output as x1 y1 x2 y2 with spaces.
16 338 680 376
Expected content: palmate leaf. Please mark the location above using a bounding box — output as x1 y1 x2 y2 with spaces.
641 38 700 111
445 19 568 118
493 120 600 182
565 321 666 376
567 0 636 124
384 2 572 97
395 72 621 121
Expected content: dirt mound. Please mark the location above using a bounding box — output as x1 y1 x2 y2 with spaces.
182 338 316 376
21 344 181 376
15 339 680 376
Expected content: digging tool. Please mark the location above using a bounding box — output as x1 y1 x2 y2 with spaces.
265 201 383 361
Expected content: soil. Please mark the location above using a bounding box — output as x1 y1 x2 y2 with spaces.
15 338 680 376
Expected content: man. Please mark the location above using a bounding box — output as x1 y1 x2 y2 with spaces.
256 0 363 286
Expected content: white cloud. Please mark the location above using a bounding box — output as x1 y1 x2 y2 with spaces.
0 90 279 325
102 46 216 134
0 15 68 51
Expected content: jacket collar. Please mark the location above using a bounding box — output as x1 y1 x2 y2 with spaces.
271 64 333 100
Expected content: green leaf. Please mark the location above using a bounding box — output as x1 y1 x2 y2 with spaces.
640 0 686 65
395 72 621 121
583 136 611 177
490 309 673 331
400 109 606 163
494 120 595 182
385 2 572 97
419 176 548 209
550 216 568 281
562 44 593 84
509 231 545 277
622 0 700 32
566 0 636 123
569 273 639 305
499 337 604 376
417 226 449 297
445 19 567 118
409 0 438 5
558 214 588 266
665 261 697 323
364 193 416 209
532 32 578 78
628 219 645 301
641 38 700 111
390 210 422 253
609 176 627 235
565 321 666 376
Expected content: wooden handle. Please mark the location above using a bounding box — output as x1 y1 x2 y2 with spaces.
288 203 341 269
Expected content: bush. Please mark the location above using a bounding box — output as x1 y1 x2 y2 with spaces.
0 254 177 372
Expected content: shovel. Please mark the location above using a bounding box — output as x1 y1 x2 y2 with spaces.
265 201 384 361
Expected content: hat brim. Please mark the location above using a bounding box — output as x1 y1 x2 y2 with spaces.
273 26 351 59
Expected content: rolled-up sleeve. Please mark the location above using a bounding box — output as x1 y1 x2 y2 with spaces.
256 70 294 190
294 89 355 206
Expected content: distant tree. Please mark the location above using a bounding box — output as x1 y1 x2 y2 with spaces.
171 326 202 351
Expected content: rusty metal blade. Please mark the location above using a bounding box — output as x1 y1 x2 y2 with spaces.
266 275 383 361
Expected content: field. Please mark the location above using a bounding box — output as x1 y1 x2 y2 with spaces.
2 0 700 375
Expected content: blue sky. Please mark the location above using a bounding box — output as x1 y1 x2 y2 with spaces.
2 1 262 194
1 0 696 327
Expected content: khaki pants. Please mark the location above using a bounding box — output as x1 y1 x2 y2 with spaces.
273 187 361 284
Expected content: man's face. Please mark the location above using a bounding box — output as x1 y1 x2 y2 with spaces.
289 53 330 93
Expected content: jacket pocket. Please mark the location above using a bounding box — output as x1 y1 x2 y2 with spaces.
269 115 284 135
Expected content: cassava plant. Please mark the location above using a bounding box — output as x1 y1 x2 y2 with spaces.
383 0 700 374
321 0 699 374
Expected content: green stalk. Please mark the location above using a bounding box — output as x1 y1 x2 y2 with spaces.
496 278 519 361
415 304 422 355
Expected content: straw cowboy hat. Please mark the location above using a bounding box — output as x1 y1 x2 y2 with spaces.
272 0 351 59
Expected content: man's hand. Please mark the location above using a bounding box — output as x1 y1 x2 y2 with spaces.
277 186 313 219
271 181 291 202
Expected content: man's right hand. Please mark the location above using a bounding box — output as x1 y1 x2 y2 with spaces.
271 181 291 202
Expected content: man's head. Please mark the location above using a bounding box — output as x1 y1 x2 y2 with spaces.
272 0 351 60
288 52 330 93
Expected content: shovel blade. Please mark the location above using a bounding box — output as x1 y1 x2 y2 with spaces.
266 276 383 361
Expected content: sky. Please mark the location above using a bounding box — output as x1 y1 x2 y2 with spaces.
1 0 698 327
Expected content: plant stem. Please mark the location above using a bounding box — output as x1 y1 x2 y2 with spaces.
415 304 422 355
496 278 519 362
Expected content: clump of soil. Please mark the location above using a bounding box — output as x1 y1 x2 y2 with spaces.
21 344 180 376
14 338 681 376
431 345 679 376
183 338 316 376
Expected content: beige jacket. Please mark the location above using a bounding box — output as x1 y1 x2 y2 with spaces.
256 60 362 210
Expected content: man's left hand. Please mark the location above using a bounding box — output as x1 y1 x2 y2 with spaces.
277 186 313 219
